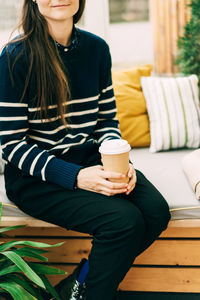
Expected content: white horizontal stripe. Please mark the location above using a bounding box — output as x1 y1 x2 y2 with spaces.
98 133 121 144
1 137 26 149
102 85 113 93
1 116 28 121
67 95 99 105
18 145 37 169
29 117 58 123
66 107 98 117
28 95 100 112
0 102 28 107
97 117 118 122
99 96 115 104
28 105 58 112
67 121 97 129
98 108 117 115
30 151 45 175
41 155 55 181
65 133 88 138
61 137 88 153
94 127 121 133
28 132 90 145
29 107 98 123
33 125 66 134
27 135 64 145
8 141 27 161
0 128 28 136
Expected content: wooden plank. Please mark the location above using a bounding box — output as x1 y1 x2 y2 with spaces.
165 0 172 74
149 0 158 74
2 217 200 229
0 216 55 227
149 0 190 75
120 267 200 292
158 0 166 74
169 219 200 227
161 226 200 238
1 218 200 237
186 0 191 23
135 240 200 265
1 218 200 238
1 226 90 237
2 237 200 266
171 0 179 73
0 237 92 263
47 265 200 293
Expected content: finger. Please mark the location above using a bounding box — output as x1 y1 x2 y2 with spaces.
126 175 137 195
126 182 136 195
128 172 137 183
101 170 126 179
102 179 128 190
126 187 135 195
100 186 128 196
128 165 134 178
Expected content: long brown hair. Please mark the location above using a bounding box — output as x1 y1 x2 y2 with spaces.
7 0 86 125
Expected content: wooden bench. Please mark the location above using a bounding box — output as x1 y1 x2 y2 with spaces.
1 217 200 293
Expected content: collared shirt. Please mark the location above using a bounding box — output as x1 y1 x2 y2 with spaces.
55 26 80 53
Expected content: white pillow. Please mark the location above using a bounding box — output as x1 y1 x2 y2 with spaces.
141 75 200 152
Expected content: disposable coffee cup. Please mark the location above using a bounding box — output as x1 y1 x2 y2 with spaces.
99 139 131 183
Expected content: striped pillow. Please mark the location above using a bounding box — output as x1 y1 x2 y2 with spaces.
141 75 200 152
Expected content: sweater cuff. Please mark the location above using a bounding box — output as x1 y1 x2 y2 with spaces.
45 157 83 190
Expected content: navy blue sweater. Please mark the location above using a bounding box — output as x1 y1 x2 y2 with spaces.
0 28 121 190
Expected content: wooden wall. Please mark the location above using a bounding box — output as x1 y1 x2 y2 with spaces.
149 0 191 75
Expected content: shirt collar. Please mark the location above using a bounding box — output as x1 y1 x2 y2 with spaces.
55 26 80 53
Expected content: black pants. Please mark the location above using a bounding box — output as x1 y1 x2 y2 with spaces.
4 158 171 300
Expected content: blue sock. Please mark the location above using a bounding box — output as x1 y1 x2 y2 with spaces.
77 259 89 285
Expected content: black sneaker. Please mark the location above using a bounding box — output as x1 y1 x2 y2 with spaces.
54 258 87 300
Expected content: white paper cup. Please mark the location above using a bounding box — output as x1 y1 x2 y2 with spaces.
99 139 131 183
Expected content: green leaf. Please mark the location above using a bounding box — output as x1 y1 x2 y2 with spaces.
29 263 66 275
14 248 48 262
1 251 45 289
0 282 37 300
4 274 44 300
15 247 49 255
0 225 26 234
0 258 12 269
0 240 64 252
40 274 61 300
0 264 20 276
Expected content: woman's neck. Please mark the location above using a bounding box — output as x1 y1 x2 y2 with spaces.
47 19 73 47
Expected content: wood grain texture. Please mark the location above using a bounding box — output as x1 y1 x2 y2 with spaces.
47 265 200 292
150 0 191 75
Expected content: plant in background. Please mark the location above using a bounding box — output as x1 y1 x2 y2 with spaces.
0 202 66 300
175 0 200 84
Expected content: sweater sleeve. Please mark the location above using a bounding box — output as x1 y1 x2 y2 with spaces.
93 43 121 145
0 48 82 190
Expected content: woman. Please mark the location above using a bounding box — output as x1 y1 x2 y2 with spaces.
0 1 171 300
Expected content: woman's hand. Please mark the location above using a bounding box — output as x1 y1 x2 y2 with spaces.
77 165 129 196
125 164 137 195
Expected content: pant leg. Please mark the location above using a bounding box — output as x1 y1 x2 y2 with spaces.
4 164 146 300
122 169 171 255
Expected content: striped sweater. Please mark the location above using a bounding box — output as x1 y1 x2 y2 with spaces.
0 27 121 190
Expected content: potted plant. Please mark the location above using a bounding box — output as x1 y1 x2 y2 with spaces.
0 202 66 300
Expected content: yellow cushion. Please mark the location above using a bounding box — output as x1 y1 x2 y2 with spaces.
112 64 152 148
